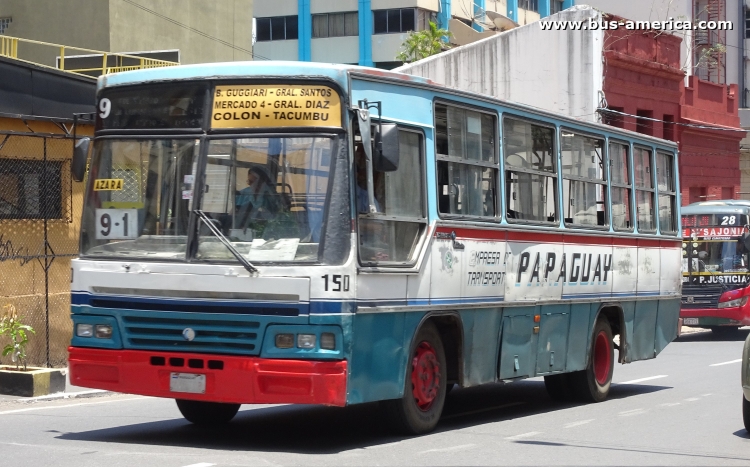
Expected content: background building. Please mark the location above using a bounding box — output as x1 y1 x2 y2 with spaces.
397 6 744 205
253 0 573 68
0 0 254 67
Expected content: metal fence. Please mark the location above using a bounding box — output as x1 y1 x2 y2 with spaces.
0 130 81 368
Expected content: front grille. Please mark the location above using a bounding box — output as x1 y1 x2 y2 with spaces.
681 285 723 309
121 314 261 355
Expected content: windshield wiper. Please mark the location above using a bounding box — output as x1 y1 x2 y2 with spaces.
194 210 258 274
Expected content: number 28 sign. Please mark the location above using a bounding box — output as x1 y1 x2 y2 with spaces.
95 209 138 240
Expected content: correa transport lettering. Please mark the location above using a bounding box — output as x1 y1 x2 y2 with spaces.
211 84 341 129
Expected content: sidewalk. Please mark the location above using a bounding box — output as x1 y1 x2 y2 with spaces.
0 367 110 403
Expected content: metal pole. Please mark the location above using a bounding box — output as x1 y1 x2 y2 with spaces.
43 137 50 367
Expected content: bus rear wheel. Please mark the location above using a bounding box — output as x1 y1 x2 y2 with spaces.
175 399 241 425
569 317 614 403
383 321 447 435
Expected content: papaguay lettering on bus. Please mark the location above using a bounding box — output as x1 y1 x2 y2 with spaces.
515 251 612 285
211 85 341 129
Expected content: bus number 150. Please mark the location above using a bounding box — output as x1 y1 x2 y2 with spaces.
322 274 350 292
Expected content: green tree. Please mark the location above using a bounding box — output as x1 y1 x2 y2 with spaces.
397 22 453 64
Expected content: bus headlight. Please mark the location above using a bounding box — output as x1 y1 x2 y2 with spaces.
320 332 335 350
297 334 316 349
275 333 294 349
95 325 113 339
718 297 749 308
76 324 94 337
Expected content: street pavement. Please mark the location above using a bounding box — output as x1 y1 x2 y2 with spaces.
1 327 749 466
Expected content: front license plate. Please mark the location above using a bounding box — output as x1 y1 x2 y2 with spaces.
683 318 699 325
170 373 206 394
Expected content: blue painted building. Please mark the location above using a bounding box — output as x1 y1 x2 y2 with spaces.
254 0 573 69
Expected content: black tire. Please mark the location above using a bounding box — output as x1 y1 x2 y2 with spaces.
744 395 750 433
175 399 240 425
568 317 614 403
383 321 447 435
544 373 572 402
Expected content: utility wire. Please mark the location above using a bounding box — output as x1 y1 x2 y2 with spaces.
121 0 269 61
598 107 747 132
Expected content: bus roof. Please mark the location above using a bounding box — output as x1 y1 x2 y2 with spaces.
96 61 678 149
682 200 750 215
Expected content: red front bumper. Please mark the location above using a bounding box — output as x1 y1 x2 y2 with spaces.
68 347 347 406
680 306 750 326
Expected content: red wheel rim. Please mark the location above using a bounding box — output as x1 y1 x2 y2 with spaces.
593 331 611 386
411 341 441 411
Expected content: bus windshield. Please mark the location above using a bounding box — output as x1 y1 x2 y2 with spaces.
684 239 749 274
81 136 336 263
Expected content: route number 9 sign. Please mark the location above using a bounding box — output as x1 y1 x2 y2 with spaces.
95 209 138 240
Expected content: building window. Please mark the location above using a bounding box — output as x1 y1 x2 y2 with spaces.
745 9 750 38
519 0 539 12
374 8 416 34
550 0 564 14
312 12 358 38
0 159 63 220
603 106 624 128
255 16 298 42
636 109 653 136
435 103 497 218
663 114 675 141
0 17 11 34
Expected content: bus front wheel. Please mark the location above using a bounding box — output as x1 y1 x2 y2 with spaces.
383 321 447 435
569 317 614 403
175 399 241 425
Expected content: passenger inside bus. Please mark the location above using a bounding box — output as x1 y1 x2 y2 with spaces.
235 167 278 229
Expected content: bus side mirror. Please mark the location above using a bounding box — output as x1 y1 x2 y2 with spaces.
72 137 90 182
373 123 399 172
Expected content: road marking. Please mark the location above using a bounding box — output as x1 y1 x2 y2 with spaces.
660 402 681 407
618 408 646 416
617 375 667 385
564 419 594 428
685 397 700 402
419 444 476 454
181 464 216 467
505 431 542 440
702 393 713 397
710 359 742 367
0 396 145 415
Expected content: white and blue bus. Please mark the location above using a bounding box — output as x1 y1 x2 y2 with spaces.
69 62 682 434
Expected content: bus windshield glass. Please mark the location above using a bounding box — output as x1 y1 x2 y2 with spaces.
196 136 333 263
81 136 336 263
81 138 199 260
684 239 750 274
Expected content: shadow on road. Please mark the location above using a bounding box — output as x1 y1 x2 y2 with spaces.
57 380 671 454
732 429 750 439
675 328 750 343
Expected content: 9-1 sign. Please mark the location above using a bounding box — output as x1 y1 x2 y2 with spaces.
95 208 138 240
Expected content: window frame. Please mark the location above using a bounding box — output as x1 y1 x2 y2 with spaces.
255 15 298 42
312 11 359 38
356 125 428 268
373 8 417 34
501 114 559 226
633 144 657 233
434 100 499 221
656 149 678 236
608 139 634 232
559 127 608 230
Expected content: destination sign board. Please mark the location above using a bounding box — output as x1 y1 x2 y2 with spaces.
683 227 746 238
211 85 341 129
97 84 207 130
